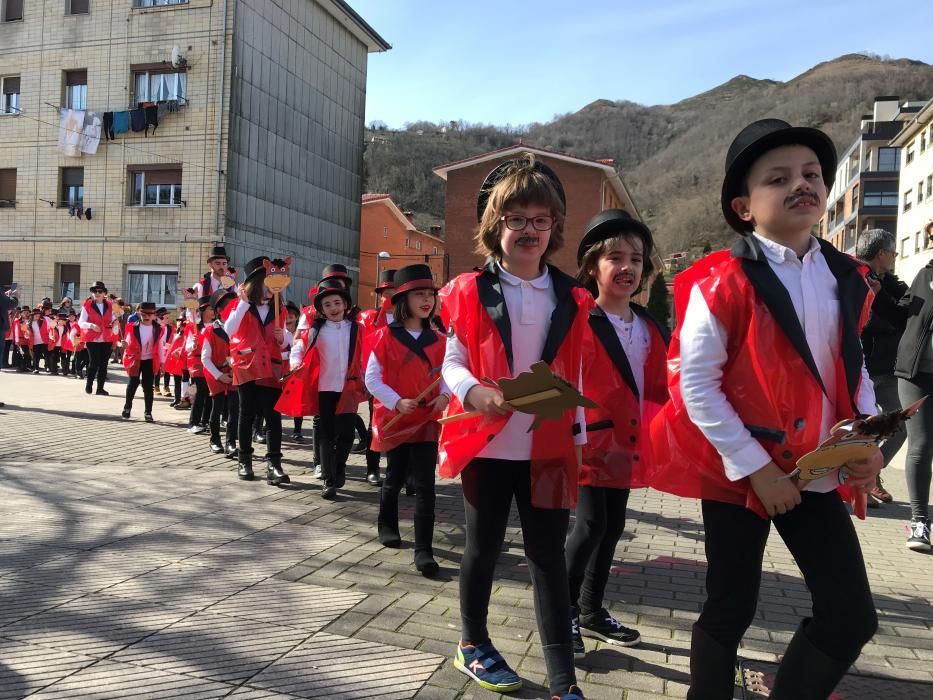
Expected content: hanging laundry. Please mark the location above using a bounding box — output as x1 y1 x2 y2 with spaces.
112 111 130 135
144 105 158 136
130 108 146 133
167 100 181 113
103 112 115 140
59 109 86 157
156 102 170 120
80 112 102 154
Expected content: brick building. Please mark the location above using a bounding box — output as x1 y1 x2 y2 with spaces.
358 193 445 309
433 144 644 280
0 0 387 306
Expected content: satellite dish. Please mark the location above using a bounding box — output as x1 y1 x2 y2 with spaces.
171 46 187 69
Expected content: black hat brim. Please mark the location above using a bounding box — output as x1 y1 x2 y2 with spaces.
576 210 653 266
721 126 837 235
476 158 567 223
313 287 352 311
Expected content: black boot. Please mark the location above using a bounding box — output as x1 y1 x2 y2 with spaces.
266 453 290 486
413 515 438 577
225 441 238 460
320 437 338 499
85 378 93 394
238 448 254 481
686 624 738 700
769 622 854 700
377 488 401 547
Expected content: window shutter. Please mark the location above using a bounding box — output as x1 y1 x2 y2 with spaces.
62 168 84 187
2 77 20 94
4 0 24 22
69 0 90 14
142 168 183 185
65 70 87 87
0 169 16 200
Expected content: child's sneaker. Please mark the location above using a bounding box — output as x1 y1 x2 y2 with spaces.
906 518 931 552
571 613 585 660
454 640 522 693
552 686 585 700
579 608 641 647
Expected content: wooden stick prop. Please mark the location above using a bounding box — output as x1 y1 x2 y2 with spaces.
780 396 927 482
262 257 293 327
382 375 444 434
438 361 598 428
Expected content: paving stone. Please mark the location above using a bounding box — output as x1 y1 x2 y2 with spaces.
4 550 168 593
104 563 268 611
0 579 86 628
0 637 98 700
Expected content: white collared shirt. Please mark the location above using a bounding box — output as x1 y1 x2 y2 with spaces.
606 310 650 411
138 324 155 360
679 232 876 492
365 328 450 409
318 319 352 392
443 264 586 461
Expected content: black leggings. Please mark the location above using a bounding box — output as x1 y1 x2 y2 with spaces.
460 458 575 694
74 348 88 376
899 375 933 520
125 359 155 413
380 442 437 546
189 377 212 427
565 486 630 615
86 342 112 389
226 390 240 444
32 344 47 371
209 392 228 445
697 493 876 663
318 391 356 488
237 381 282 456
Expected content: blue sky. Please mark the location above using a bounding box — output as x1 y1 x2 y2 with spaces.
352 0 933 129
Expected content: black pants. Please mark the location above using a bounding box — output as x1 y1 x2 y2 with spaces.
292 416 303 434
86 342 112 389
209 392 228 445
162 371 171 389
379 442 437 549
318 391 356 488
1 336 9 368
364 398 381 476
238 381 282 457
566 486 631 615
189 377 212 428
125 359 155 414
226 390 240 445
694 493 876 690
18 346 32 372
899 375 933 520
48 347 62 374
32 343 47 371
61 350 73 375
460 458 575 694
871 374 905 467
74 348 88 377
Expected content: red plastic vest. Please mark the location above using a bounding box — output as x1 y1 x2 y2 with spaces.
580 305 670 490
230 303 285 388
370 325 447 453
163 329 187 376
202 324 233 397
185 322 206 378
81 299 117 343
438 264 593 510
123 322 163 377
649 238 873 519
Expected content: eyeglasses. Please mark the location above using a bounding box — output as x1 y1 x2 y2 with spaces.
141 311 156 316
499 215 555 232
886 249 899 257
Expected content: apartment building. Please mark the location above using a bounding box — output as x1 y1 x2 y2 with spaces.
0 0 388 306
890 97 933 284
358 193 445 308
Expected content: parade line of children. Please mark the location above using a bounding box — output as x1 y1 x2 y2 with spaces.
3 120 895 700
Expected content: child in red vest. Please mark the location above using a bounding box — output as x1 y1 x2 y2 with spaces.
277 277 365 498
121 301 163 421
185 295 215 435
650 120 881 698
227 257 289 486
365 264 449 577
566 210 670 660
78 281 120 395
440 154 590 700
202 289 238 456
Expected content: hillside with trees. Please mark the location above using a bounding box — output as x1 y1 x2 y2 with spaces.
363 54 933 253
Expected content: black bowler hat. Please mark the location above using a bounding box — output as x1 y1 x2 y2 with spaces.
391 264 437 303
313 277 353 312
156 307 167 316
476 154 566 223
322 263 351 286
721 119 837 235
197 294 213 309
244 256 270 281
89 281 108 293
576 209 653 266
209 288 236 311
284 301 300 316
55 309 68 318
140 302 157 312
375 269 396 292
207 245 229 262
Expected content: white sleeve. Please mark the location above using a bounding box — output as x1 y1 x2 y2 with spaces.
224 300 249 336
297 312 310 331
442 331 480 406
290 337 306 370
574 364 587 446
185 330 196 353
679 285 773 481
365 351 402 410
201 336 222 379
77 306 94 330
856 365 877 417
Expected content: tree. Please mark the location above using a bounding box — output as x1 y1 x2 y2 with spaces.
647 272 671 329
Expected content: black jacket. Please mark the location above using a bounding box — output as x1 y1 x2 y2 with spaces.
890 262 933 380
0 292 17 336
861 271 908 376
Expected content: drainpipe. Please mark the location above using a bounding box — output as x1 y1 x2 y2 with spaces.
214 0 230 245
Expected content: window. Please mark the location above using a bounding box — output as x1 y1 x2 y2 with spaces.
64 70 87 110
927 175 932 198
432 247 438 256
906 147 915 165
0 261 12 289
66 0 89 14
851 184 859 209
383 226 388 238
920 182 925 204
2 0 23 22
415 240 422 250
128 166 183 207
133 0 189 7
132 68 186 104
58 264 80 300
923 132 928 154
1 76 20 114
901 237 910 258
904 191 913 212
916 231 923 254
0 168 16 206
60 168 84 208
863 181 899 207
127 267 178 307
877 147 901 172
404 238 410 248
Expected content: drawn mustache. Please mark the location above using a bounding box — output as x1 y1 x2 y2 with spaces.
786 192 819 207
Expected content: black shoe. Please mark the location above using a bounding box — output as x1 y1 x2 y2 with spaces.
414 549 439 577
367 472 382 486
210 441 224 454
225 443 238 460
85 383 93 394
378 522 401 548
579 608 641 647
144 413 154 423
253 430 266 444
907 518 932 552
321 486 337 500
572 613 586 660
405 484 416 497
96 388 109 396
293 433 304 443
32 369 39 374
238 451 254 481
266 454 290 486
121 408 131 420
350 440 367 455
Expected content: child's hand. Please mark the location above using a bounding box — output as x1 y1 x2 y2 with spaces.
427 394 450 413
237 283 249 301
465 385 512 416
396 398 418 415
843 451 884 492
273 328 284 345
218 374 233 385
749 461 802 517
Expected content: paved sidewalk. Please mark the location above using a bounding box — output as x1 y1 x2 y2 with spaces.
0 367 931 699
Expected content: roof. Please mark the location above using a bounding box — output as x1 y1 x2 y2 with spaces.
890 97 933 147
362 194 444 243
321 0 391 52
432 143 641 219
362 193 390 203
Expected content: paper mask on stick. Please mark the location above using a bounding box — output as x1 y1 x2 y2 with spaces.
263 257 292 294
